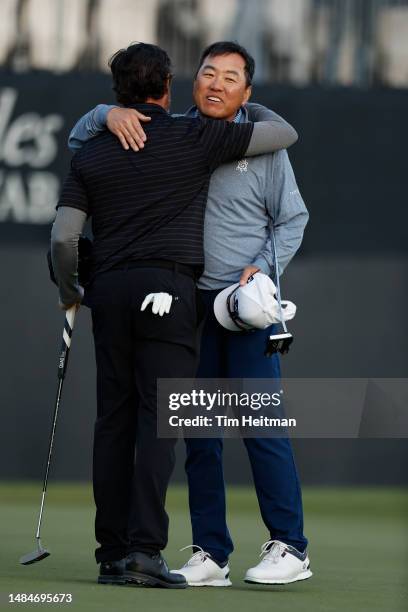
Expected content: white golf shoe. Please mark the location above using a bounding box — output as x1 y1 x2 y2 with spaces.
245 540 312 585
172 545 232 587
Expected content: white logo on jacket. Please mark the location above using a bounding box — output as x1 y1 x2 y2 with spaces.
236 159 248 173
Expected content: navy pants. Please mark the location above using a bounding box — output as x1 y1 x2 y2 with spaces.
184 289 308 563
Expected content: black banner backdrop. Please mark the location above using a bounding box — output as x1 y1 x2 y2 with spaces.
0 71 407 253
0 71 407 483
0 72 110 228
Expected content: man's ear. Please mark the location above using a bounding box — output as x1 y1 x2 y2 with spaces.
243 86 252 105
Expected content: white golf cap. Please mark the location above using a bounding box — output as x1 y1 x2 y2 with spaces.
213 273 296 332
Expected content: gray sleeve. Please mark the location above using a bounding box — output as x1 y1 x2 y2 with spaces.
51 206 87 305
245 118 298 157
245 102 294 124
261 150 309 276
251 237 275 276
68 104 116 152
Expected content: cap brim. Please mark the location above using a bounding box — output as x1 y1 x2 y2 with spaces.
213 283 244 332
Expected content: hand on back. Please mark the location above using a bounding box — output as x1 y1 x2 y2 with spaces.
107 107 151 151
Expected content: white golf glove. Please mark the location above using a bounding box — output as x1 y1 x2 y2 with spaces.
140 292 173 316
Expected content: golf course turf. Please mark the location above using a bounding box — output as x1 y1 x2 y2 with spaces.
1 484 407 611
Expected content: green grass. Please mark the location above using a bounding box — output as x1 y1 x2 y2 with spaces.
0 484 407 612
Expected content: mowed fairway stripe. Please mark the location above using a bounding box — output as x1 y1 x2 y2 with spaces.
0 485 407 612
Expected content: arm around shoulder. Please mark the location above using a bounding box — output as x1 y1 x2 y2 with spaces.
68 104 116 151
245 119 298 157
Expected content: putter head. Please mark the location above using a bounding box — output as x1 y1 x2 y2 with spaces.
265 332 294 357
20 543 50 565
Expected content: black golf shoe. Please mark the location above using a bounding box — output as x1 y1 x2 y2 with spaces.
98 558 127 585
125 551 188 589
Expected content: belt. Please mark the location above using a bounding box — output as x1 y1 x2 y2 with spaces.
110 258 197 280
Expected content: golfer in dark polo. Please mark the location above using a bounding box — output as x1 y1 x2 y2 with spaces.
51 42 296 588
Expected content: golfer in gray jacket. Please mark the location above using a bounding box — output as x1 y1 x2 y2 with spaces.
67 41 310 587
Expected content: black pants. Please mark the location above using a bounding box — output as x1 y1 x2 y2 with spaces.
86 266 200 563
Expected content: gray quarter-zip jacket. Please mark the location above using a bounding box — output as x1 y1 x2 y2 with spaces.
184 105 308 289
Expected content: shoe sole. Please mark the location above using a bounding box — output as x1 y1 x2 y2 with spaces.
187 579 232 587
244 570 313 585
124 571 188 589
98 575 127 585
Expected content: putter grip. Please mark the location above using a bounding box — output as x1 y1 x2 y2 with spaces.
57 306 77 379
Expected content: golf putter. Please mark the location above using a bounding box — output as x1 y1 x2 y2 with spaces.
265 230 294 357
20 305 77 565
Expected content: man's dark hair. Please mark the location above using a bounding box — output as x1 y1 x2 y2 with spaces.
195 41 255 87
109 42 172 105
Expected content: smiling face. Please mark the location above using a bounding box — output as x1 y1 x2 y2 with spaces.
193 52 252 121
